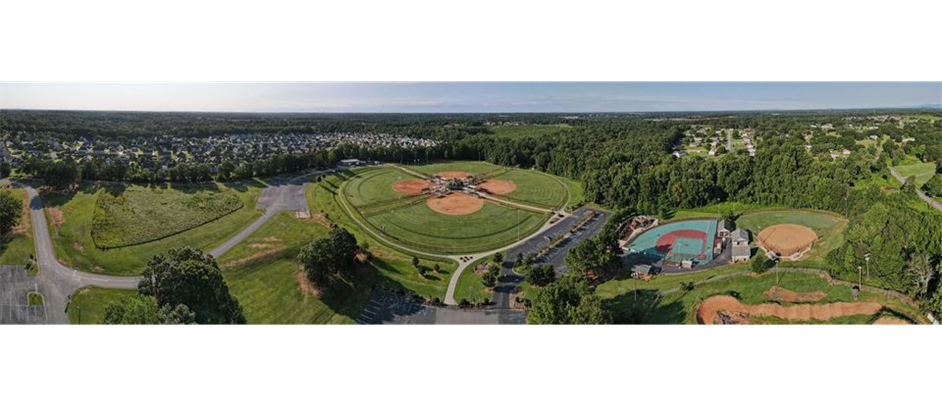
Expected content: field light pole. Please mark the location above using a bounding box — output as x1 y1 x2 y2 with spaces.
864 253 871 280
858 266 862 288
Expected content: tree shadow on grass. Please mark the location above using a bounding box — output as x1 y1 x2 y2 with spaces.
604 289 686 324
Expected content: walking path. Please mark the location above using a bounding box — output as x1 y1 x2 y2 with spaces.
890 167 942 212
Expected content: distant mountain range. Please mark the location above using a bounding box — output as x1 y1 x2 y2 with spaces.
912 103 942 109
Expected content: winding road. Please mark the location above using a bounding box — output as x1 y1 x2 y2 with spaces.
2 168 334 324
889 167 942 212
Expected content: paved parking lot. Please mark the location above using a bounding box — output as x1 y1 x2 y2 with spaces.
0 266 47 324
355 292 525 324
492 207 611 308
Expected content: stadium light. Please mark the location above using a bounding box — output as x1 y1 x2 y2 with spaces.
864 253 871 280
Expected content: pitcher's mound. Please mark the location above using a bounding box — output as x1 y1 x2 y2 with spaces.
392 179 433 195
427 193 484 215
437 171 472 179
477 179 517 195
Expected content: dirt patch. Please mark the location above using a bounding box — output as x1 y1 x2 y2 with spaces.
249 243 272 249
392 179 433 195
436 171 472 179
873 316 909 325
49 207 65 231
477 179 517 195
221 247 285 268
262 236 283 242
295 269 321 297
426 193 484 215
696 295 883 325
72 242 86 254
306 212 331 228
764 286 827 302
757 223 817 258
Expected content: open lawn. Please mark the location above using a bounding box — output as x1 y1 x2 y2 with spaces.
453 255 493 304
44 180 264 276
0 188 36 268
68 286 138 324
735 209 847 268
893 162 937 187
308 173 456 299
92 184 243 248
217 211 371 324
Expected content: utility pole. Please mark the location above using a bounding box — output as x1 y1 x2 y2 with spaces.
858 266 862 288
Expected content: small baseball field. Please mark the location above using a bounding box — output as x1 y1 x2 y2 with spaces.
735 209 847 267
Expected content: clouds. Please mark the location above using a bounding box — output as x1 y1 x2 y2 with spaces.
1 82 939 112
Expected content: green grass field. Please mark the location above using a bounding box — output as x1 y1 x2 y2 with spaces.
68 286 138 324
736 209 847 268
342 163 562 254
0 188 36 267
217 211 371 324
453 255 493 304
893 162 937 187
308 173 456 299
44 180 264 275
491 168 568 209
92 185 243 248
366 200 548 253
407 161 501 177
344 167 420 207
27 292 44 306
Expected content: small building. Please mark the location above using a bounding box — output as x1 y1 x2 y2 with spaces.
730 229 751 263
672 150 686 158
339 159 363 168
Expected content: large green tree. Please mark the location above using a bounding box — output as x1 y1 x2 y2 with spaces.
104 295 197 325
527 275 610 324
0 190 22 236
298 226 359 287
138 246 245 324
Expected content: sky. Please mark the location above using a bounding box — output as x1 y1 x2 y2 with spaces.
1 82 939 113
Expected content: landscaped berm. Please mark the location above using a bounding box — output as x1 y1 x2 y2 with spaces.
340 162 571 255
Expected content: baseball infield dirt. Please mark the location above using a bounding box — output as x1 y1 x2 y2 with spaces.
696 295 882 324
757 223 817 257
477 179 517 195
392 179 433 195
426 193 484 215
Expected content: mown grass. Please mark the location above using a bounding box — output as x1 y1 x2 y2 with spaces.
68 286 138 324
344 167 419 207
27 292 44 306
893 162 937 187
45 180 264 275
92 185 243 248
0 188 36 267
217 211 371 324
493 168 568 209
308 174 456 299
406 161 500 177
453 255 493 304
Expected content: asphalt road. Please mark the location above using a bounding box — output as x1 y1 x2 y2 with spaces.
890 167 942 212
355 292 526 324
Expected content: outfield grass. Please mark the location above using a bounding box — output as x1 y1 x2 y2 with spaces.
92 185 243 248
0 188 36 267
667 201 769 221
366 200 548 253
736 209 847 268
68 286 138 324
217 211 372 324
344 167 419 207
893 162 937 187
492 168 568 209
407 161 501 177
45 180 264 275
308 173 456 299
561 176 584 209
